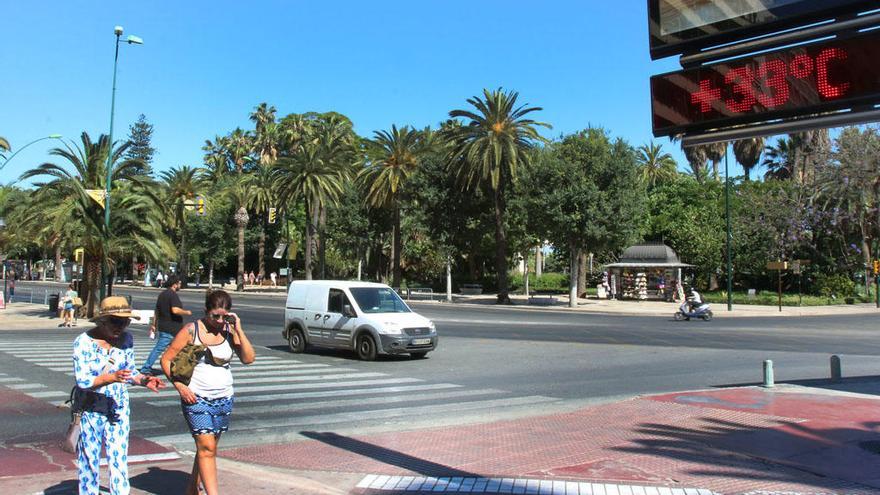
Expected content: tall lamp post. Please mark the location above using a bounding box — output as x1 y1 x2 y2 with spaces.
100 26 143 301
725 145 733 311
0 135 63 172
0 218 6 303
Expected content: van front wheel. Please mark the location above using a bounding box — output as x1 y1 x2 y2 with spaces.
288 328 306 353
357 334 377 361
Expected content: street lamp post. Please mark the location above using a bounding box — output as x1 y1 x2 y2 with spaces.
0 218 6 304
100 26 143 301
0 135 63 172
725 146 733 311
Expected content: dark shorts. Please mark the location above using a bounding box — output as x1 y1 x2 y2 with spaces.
181 395 234 436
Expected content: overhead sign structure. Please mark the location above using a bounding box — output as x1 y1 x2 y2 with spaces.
651 29 880 137
648 0 876 60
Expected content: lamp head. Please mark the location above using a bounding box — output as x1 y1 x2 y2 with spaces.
49 134 62 139
126 35 143 45
114 26 124 36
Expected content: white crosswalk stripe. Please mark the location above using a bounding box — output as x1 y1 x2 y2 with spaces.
0 336 561 447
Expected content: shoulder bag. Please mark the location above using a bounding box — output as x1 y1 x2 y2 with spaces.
170 323 206 385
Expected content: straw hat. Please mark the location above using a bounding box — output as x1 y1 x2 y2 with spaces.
90 296 141 321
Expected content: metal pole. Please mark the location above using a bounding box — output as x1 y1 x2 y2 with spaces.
778 269 782 312
101 33 122 301
725 147 732 312
762 360 775 388
284 210 291 288
446 258 452 303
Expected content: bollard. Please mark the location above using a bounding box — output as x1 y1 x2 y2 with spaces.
44 290 48 305
830 355 842 382
762 359 775 388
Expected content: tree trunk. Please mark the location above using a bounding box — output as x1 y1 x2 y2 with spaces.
304 201 316 280
569 245 579 308
179 216 189 288
258 222 266 280
80 256 101 319
54 244 63 281
319 205 327 279
131 253 138 285
392 206 401 288
523 250 530 297
237 223 245 291
493 188 510 304
208 260 215 289
577 251 588 298
863 238 872 296
535 245 543 278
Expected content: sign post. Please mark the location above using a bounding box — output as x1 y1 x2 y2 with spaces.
874 259 879 308
766 261 787 312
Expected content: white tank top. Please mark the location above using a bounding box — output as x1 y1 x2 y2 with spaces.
187 321 234 399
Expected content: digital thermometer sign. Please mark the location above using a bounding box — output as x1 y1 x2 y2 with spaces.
651 30 880 137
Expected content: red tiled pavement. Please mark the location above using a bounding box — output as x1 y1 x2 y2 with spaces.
222 387 880 494
0 386 174 478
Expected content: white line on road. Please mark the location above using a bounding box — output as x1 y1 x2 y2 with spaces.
128 377 423 398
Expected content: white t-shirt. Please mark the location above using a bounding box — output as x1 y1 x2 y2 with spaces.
187 322 235 399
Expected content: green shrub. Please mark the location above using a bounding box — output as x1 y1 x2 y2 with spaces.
509 272 569 293
814 274 856 298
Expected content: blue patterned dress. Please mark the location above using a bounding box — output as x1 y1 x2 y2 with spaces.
72 331 142 495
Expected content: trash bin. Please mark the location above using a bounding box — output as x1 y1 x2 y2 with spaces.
49 294 60 314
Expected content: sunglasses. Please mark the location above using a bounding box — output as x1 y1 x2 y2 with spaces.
106 317 131 328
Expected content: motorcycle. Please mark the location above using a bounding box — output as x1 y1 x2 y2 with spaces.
674 297 713 321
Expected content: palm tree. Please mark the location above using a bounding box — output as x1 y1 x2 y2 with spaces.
250 103 280 165
274 122 351 280
636 141 677 188
244 163 279 279
219 175 254 290
358 125 425 287
226 128 253 174
445 88 550 304
202 136 231 181
0 137 9 160
704 142 727 181
763 137 795 181
20 132 169 316
732 137 764 181
160 165 204 287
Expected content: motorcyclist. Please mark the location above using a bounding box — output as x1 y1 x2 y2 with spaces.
687 288 703 312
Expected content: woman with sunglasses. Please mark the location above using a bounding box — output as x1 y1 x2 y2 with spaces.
72 296 165 495
161 290 255 495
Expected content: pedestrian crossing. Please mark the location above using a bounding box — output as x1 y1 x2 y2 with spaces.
0 335 561 448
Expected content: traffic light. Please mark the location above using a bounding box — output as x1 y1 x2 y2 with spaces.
196 196 206 216
874 259 879 275
74 248 84 264
268 207 277 224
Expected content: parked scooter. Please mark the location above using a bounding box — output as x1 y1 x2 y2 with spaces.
674 289 713 321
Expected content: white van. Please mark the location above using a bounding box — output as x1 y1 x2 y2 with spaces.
282 280 438 360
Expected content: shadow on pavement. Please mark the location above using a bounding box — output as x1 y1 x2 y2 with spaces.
129 466 191 495
714 375 880 397
42 479 80 494
301 431 478 478
612 415 880 491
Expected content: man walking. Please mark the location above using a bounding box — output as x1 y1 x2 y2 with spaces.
140 275 191 375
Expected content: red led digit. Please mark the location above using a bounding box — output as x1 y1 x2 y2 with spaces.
790 54 814 79
691 78 721 113
724 66 756 113
816 47 851 99
756 59 789 108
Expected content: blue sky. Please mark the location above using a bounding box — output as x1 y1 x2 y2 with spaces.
2 1 718 183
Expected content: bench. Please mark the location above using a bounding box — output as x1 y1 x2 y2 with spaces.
460 284 483 295
528 290 557 305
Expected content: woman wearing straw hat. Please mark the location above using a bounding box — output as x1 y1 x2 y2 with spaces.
71 296 165 495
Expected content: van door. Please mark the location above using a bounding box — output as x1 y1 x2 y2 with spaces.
305 286 329 345
323 288 357 348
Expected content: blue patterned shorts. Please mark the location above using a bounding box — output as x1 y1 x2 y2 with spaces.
181 395 234 436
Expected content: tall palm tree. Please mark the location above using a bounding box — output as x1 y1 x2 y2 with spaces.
763 137 795 181
732 137 764 181
160 165 204 287
250 103 280 165
250 102 277 132
202 136 231 181
219 175 254 290
274 123 351 280
244 163 279 279
704 142 727 181
636 141 677 188
445 88 550 304
19 132 169 316
358 125 425 287
225 128 253 174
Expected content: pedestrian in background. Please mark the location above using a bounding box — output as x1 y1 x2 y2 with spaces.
161 290 255 495
140 275 192 375
60 283 78 327
248 271 255 286
270 271 276 287
72 296 164 495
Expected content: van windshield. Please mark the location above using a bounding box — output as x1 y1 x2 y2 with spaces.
349 287 411 314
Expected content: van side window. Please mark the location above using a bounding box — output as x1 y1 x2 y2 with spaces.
327 289 350 314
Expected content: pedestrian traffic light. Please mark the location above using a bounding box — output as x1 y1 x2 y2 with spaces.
268 207 277 224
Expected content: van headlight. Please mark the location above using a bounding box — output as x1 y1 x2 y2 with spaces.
378 323 403 335
428 321 436 332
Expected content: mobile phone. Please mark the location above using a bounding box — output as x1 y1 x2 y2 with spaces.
224 315 236 324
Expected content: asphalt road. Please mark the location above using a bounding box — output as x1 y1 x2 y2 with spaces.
5 281 880 448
